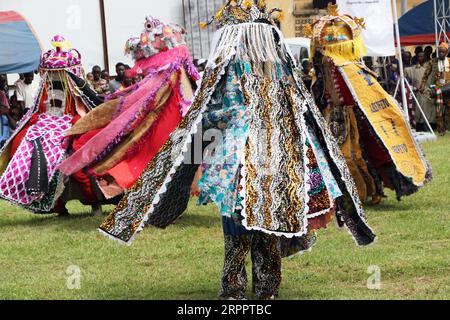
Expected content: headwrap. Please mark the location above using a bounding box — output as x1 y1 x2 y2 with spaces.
439 42 449 50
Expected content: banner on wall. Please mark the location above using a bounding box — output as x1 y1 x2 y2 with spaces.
337 0 395 56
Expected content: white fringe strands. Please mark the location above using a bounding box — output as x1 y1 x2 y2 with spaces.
207 23 289 68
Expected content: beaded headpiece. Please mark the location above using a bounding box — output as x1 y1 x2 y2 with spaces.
40 35 83 76
200 0 283 29
125 16 187 61
303 3 366 61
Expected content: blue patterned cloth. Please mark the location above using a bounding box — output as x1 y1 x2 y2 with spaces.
198 62 251 216
199 60 342 217
307 127 343 200
0 115 11 147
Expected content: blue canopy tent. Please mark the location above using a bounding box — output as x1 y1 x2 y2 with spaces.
0 11 42 74
399 0 449 45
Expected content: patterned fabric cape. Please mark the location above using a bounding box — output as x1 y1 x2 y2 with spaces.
0 71 97 212
57 45 199 196
98 23 376 246
323 54 432 199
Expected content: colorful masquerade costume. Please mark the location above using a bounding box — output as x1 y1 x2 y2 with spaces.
58 17 199 200
305 4 432 203
98 0 377 300
0 36 101 212
98 1 376 250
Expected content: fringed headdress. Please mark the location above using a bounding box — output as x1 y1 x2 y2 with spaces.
303 3 366 61
198 0 289 68
200 0 284 29
40 35 83 77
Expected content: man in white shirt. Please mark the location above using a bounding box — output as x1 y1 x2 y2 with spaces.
15 72 38 113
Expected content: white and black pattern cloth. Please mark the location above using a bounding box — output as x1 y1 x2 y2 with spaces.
220 217 281 300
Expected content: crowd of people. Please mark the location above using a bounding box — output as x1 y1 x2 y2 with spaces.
298 43 450 136
85 62 142 98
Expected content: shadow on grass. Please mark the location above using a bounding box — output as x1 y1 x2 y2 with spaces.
167 212 219 230
0 211 102 230
366 201 416 213
0 210 220 232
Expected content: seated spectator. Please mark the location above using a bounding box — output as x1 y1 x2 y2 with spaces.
109 62 126 93
15 72 39 114
86 72 94 83
90 65 110 95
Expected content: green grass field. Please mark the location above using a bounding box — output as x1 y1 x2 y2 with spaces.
0 136 449 300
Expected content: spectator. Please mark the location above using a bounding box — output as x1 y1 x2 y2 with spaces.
0 74 8 96
363 56 374 70
411 46 423 65
109 62 126 93
424 46 433 62
15 72 38 114
421 42 450 135
0 81 16 147
86 72 94 82
90 65 110 95
405 51 435 131
118 65 133 91
0 74 10 109
13 74 24 91
402 50 412 68
9 94 23 122
101 69 110 82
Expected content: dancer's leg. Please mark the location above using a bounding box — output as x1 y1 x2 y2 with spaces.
250 232 282 300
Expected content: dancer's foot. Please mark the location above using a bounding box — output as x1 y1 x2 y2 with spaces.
371 194 382 205
57 208 70 217
91 203 103 216
54 201 69 216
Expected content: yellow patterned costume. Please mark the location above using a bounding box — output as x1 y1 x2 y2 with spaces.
305 4 431 203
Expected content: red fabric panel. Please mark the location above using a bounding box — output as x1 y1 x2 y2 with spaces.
0 11 24 23
399 33 450 46
358 117 392 169
107 87 183 189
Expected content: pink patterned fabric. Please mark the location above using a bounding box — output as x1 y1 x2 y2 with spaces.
126 45 199 80
57 70 171 176
0 114 72 205
40 35 82 76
